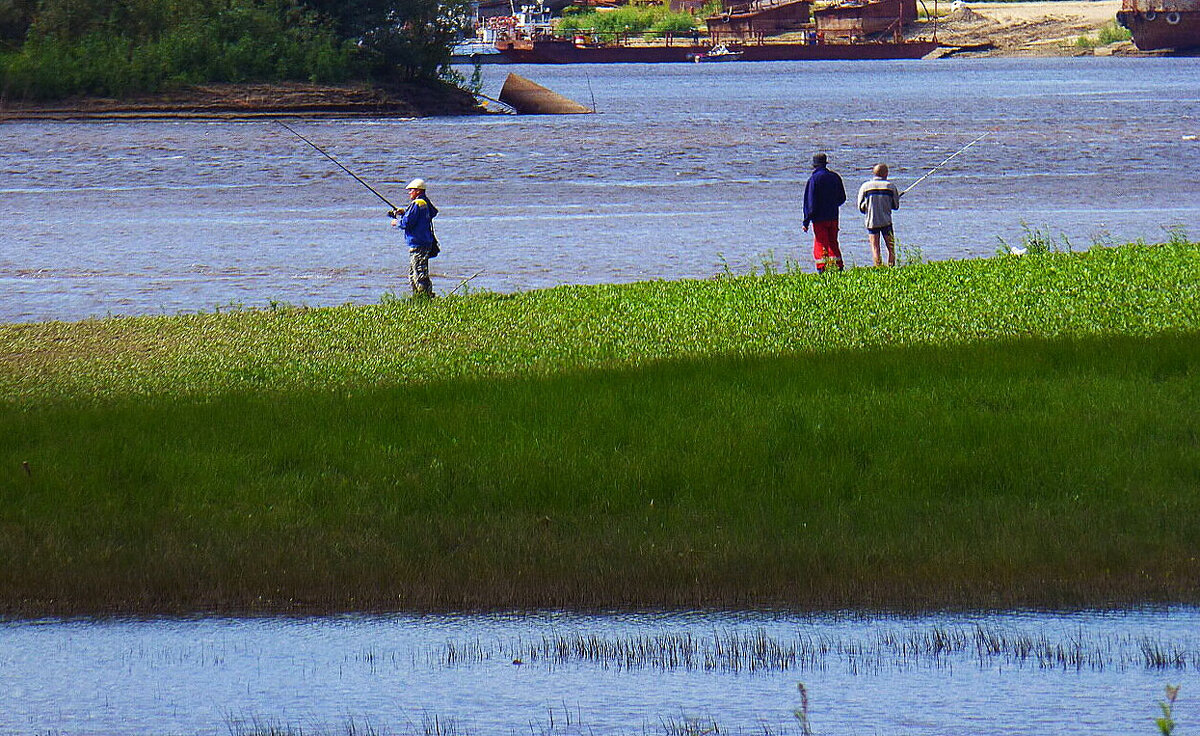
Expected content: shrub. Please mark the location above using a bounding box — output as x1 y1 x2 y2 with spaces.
557 2 699 40
1075 20 1132 49
0 0 370 98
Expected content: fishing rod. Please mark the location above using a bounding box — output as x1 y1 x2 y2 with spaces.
902 131 992 196
447 269 486 296
277 121 399 211
585 72 597 113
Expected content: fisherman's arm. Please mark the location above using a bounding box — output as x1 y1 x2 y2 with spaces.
802 180 814 230
398 200 427 231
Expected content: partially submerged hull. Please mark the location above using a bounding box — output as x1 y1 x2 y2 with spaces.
496 38 939 63
1117 0 1200 50
498 73 593 114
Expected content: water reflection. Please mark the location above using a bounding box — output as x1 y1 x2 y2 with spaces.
2 608 1197 735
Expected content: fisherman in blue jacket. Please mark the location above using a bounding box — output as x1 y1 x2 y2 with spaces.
390 178 439 296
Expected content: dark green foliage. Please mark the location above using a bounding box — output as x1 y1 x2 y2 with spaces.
289 0 474 78
557 2 699 40
356 0 473 79
0 0 465 99
0 0 38 45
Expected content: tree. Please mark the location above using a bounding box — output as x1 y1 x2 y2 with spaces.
0 0 39 44
302 0 472 78
1 0 465 98
3 0 355 97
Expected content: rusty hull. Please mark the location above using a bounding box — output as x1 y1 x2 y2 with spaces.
1117 0 1200 49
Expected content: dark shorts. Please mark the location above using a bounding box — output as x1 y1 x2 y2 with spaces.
868 224 894 236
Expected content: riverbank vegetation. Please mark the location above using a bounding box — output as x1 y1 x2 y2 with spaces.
0 0 471 100
2 241 1199 615
558 0 710 41
1074 19 1132 49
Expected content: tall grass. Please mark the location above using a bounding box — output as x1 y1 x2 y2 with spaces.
1 242 1199 614
4 241 1197 404
429 626 1200 672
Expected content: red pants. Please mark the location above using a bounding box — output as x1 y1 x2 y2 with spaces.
811 220 843 272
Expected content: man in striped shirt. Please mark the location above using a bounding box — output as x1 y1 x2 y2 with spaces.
856 164 901 267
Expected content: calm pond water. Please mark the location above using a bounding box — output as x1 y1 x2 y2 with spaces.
2 57 1199 323
2 608 1198 735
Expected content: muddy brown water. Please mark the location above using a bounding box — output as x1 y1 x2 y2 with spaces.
2 57 1198 324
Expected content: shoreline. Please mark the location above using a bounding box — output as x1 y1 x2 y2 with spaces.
0 79 486 121
0 1 1184 120
915 0 1132 56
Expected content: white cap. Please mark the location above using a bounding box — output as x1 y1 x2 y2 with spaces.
406 178 427 190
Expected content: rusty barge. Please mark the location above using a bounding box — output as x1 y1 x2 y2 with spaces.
490 0 938 63
1117 0 1200 50
495 37 938 63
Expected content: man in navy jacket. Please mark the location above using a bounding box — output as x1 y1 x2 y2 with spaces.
802 153 847 273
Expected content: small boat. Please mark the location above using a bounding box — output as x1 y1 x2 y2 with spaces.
691 44 745 62
450 39 505 63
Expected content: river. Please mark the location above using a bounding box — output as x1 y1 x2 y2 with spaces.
1 57 1198 324
2 608 1198 735
3 56 1199 734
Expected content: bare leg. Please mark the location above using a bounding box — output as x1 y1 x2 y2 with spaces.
869 232 882 267
883 231 896 266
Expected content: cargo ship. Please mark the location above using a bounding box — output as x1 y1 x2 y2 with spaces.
494 37 939 62
482 0 938 63
1116 0 1200 50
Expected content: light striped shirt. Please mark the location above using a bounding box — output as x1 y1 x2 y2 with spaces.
856 177 900 230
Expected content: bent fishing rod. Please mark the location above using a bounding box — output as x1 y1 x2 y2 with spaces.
277 121 400 211
902 131 992 196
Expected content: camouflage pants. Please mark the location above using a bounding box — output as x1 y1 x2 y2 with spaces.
409 249 433 295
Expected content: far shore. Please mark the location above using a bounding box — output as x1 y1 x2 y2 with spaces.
1 1 1182 121
915 0 1133 56
0 79 486 121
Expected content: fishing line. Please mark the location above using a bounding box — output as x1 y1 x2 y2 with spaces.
276 121 399 210
902 130 988 195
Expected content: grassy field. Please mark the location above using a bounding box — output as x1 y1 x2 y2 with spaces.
1 242 1198 614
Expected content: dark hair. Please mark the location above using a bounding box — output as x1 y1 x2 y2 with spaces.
812 152 828 168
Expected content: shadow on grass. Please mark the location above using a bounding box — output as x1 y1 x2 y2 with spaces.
2 330 1198 615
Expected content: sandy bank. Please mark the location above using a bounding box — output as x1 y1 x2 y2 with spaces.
917 0 1140 55
0 80 485 121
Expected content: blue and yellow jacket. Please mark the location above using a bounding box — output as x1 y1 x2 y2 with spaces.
399 196 438 251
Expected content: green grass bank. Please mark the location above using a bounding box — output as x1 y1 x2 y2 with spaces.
2 242 1199 615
